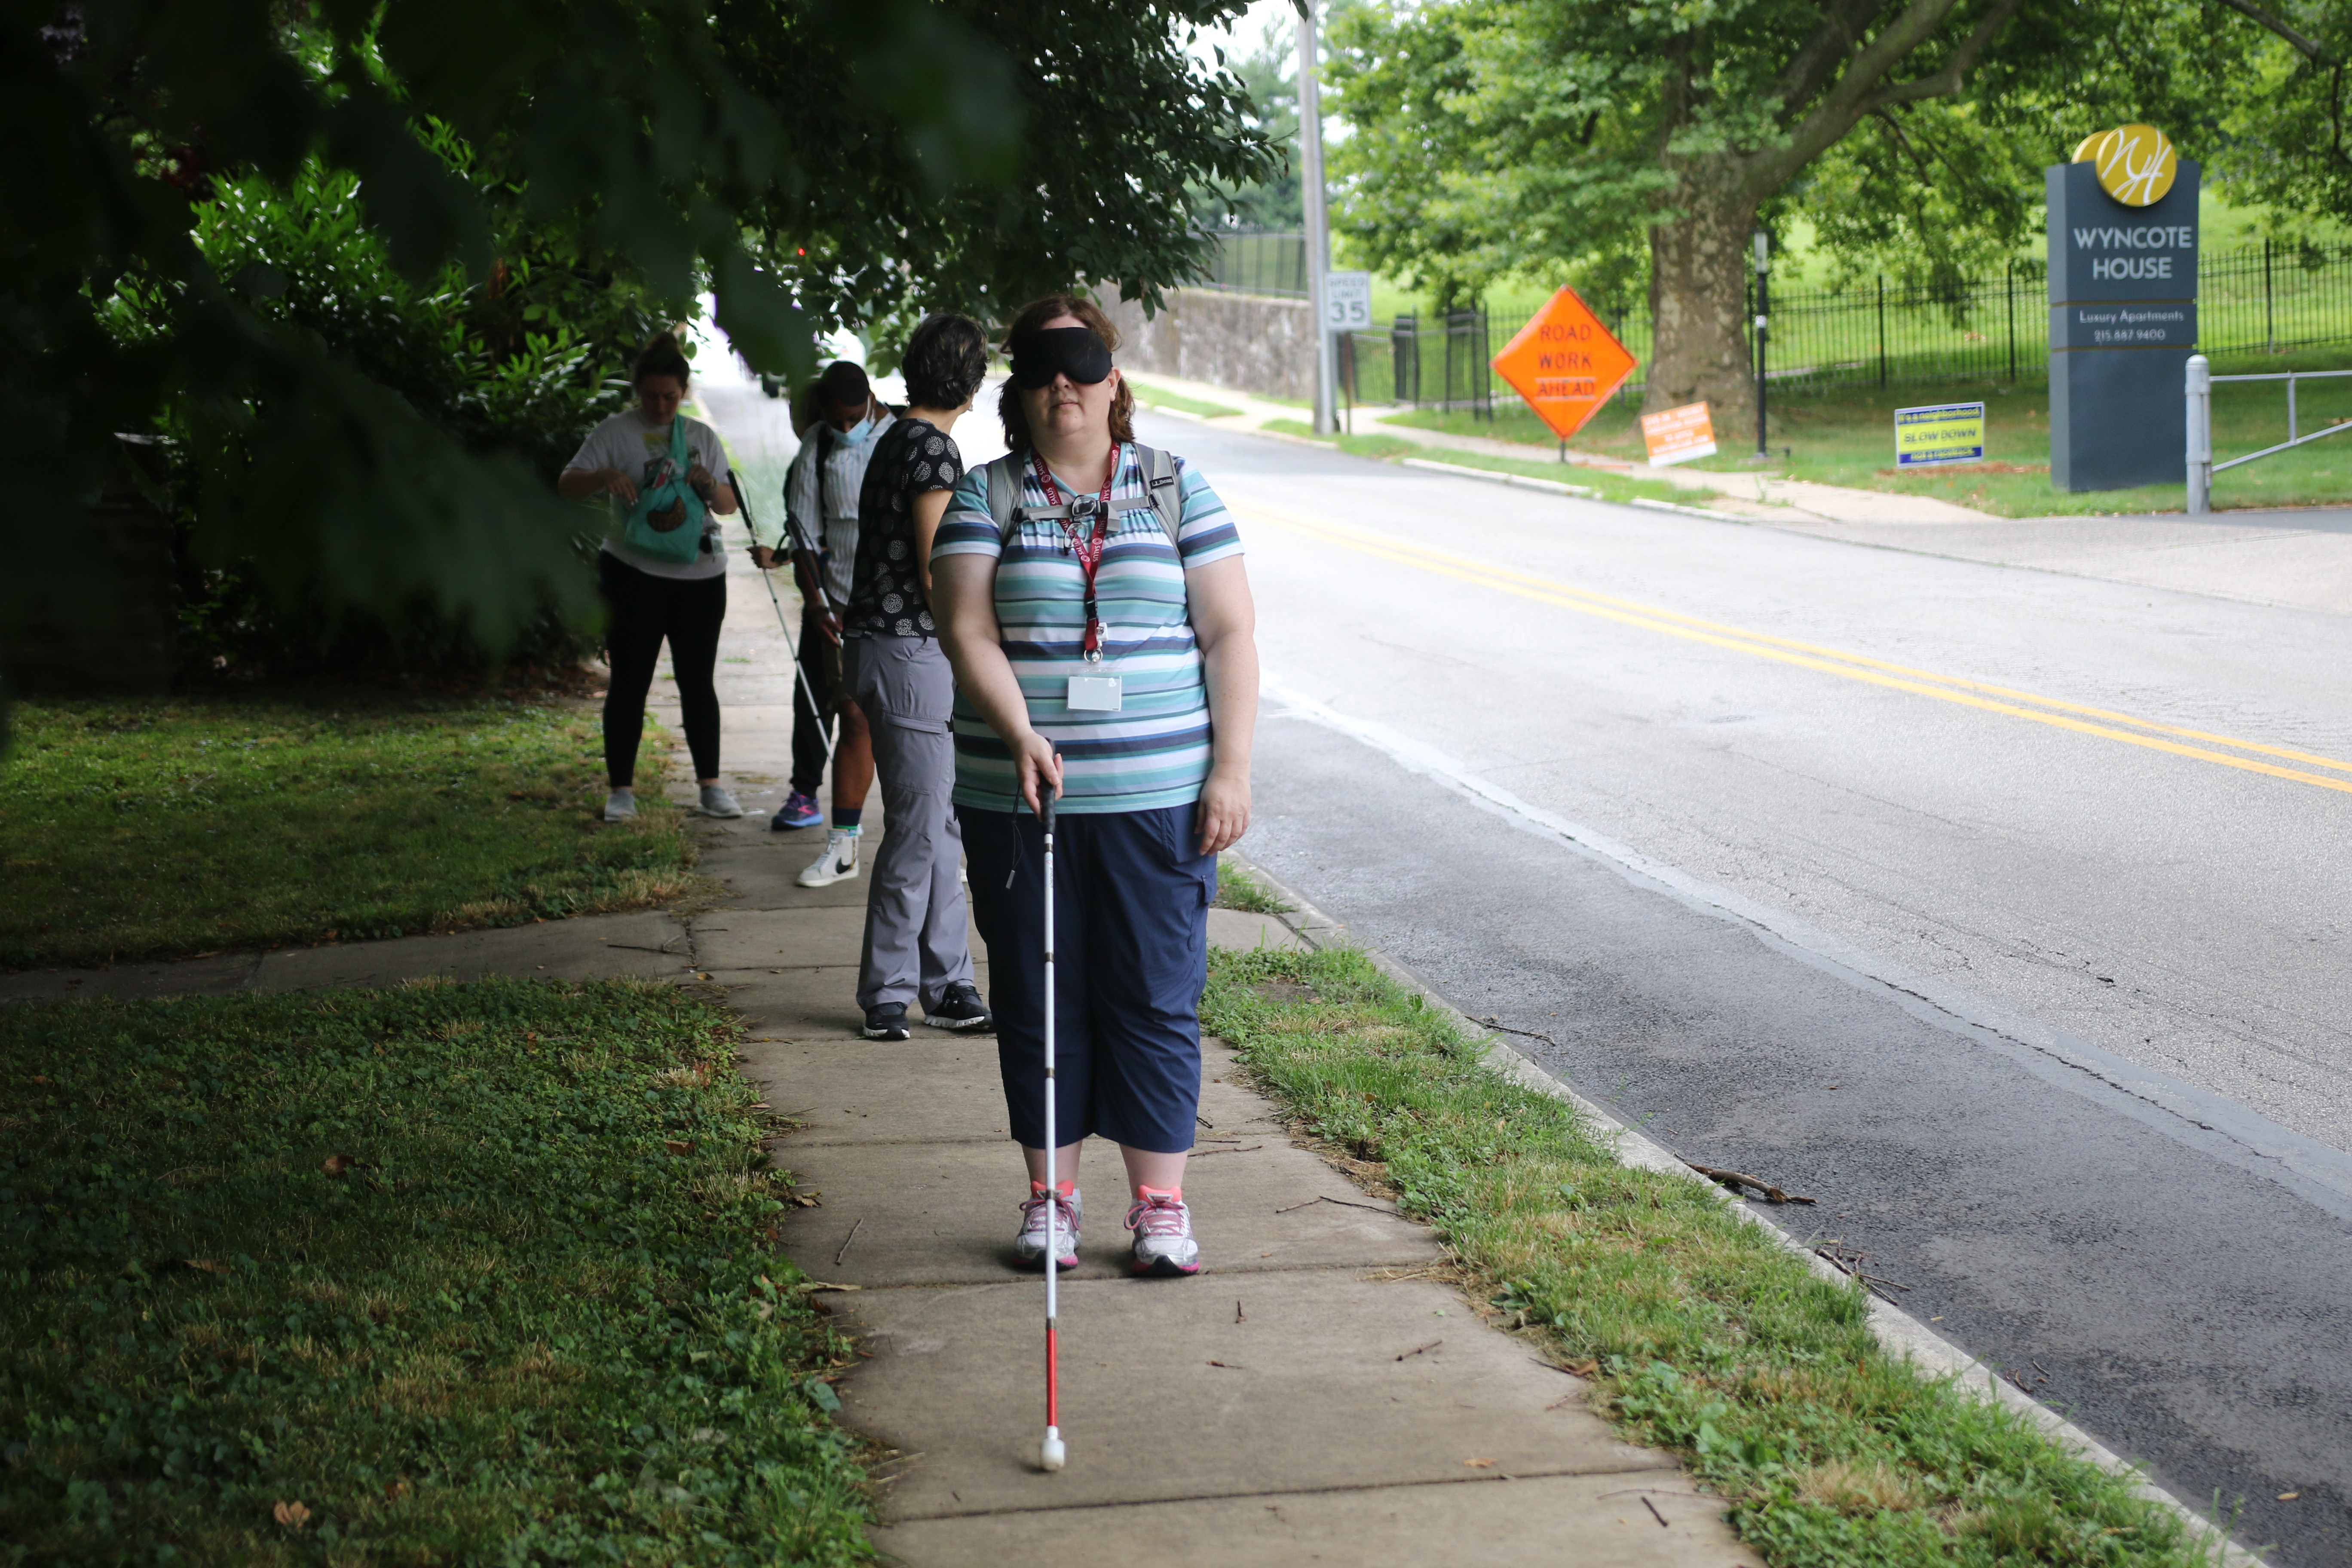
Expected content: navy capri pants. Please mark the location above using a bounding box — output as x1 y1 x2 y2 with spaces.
961 803 1216 1155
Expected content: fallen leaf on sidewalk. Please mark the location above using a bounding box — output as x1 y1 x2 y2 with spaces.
1464 1457 1496 1468
2278 1492 2300 1501
1207 1360 1245 1369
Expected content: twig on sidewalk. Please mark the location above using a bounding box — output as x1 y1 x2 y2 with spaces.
833 1217 864 1267
1642 1496 1671 1528
1190 1144 1264 1158
1685 1161 1815 1204
1274 1194 1390 1215
1396 1339 1442 1361
1478 1014 1564 1050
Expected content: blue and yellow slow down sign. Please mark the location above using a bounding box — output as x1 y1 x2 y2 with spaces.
2072 125 2177 207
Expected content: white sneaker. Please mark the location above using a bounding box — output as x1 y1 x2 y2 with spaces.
603 790 637 822
1127 1190 1200 1277
698 784 744 818
1014 1184 1081 1271
795 828 861 887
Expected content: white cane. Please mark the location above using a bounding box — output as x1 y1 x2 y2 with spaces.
1039 779 1066 1472
733 485 835 763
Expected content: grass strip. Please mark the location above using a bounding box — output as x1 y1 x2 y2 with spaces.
1201 943 2216 1568
1132 386 1246 420
0 977 871 1564
1214 855 1294 914
3 696 694 967
1259 417 1421 460
1262 417 1703 506
1393 445 1700 507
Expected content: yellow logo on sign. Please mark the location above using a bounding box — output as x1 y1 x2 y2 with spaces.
2071 125 2177 207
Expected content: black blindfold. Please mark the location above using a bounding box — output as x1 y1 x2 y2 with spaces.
1009 326 1114 389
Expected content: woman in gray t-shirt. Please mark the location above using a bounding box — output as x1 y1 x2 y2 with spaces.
558 331 742 823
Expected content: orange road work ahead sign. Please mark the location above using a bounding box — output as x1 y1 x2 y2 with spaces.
1489 286 1638 441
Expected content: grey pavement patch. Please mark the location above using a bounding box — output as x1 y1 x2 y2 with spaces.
248 910 689 991
775 1136 1436 1289
0 950 261 1005
692 905 874 971
742 1035 1277 1150
1204 906 1308 952
839 1271 1674 1522
872 1470 1762 1568
1261 673 2352 1228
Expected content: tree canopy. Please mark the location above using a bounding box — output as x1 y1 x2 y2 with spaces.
1322 0 2271 419
6 0 1273 671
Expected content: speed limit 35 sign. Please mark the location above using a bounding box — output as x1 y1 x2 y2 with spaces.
1323 270 1372 332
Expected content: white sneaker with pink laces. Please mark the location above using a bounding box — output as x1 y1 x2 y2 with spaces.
1126 1188 1200 1277
1014 1182 1080 1271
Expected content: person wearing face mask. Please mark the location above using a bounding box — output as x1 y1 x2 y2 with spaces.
934 295 1259 1279
560 329 744 823
753 359 891 883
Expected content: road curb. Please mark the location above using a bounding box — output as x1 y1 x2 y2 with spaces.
1399 455 1597 497
1219 847 2268 1568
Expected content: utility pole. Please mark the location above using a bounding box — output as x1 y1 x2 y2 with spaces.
1294 0 1337 435
1753 229 1770 460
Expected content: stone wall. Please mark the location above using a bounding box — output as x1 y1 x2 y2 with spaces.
1100 288 1314 403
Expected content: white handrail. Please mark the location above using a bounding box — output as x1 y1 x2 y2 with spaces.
2186 355 2210 515
2185 357 2352 510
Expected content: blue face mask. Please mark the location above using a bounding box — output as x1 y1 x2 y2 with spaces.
834 412 881 446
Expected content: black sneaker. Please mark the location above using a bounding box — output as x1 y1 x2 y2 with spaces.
924 982 994 1033
861 1002 911 1041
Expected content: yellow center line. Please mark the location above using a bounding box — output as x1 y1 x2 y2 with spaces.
1235 499 2352 799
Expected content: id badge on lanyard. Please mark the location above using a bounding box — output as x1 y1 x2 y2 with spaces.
1038 452 1125 714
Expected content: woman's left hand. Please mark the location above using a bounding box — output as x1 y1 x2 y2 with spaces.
1195 766 1251 857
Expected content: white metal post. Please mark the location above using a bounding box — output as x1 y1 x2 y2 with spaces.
1294 0 1337 435
2185 353 2211 516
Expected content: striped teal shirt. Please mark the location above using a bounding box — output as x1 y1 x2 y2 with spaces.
933 446 1243 815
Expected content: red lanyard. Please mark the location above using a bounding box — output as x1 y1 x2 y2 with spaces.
1032 447 1120 659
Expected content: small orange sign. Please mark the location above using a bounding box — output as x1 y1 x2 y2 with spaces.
1489 286 1639 441
1640 402 1718 466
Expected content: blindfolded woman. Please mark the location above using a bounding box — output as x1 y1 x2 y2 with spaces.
934 294 1259 1278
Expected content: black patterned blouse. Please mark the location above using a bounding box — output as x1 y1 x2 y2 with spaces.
842 417 962 639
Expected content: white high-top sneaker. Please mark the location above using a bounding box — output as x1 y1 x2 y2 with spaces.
795 827 861 887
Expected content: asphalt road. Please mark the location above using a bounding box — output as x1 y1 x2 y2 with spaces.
1142 411 2352 1565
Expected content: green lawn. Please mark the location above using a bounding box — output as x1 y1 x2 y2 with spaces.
0 978 871 1563
1383 347 2352 517
1262 419 1700 506
1201 944 2220 1568
1131 385 1245 420
2 695 695 968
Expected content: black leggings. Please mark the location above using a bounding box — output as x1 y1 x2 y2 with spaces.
600 551 726 786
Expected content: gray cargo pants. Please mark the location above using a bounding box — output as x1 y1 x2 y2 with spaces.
844 634 977 1014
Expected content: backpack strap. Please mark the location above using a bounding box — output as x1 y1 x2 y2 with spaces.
989 446 1184 550
1133 443 1183 550
987 457 1025 546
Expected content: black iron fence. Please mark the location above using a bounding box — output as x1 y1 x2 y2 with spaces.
1194 229 2352 416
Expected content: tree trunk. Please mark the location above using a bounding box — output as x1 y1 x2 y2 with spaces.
1645 171 1760 436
